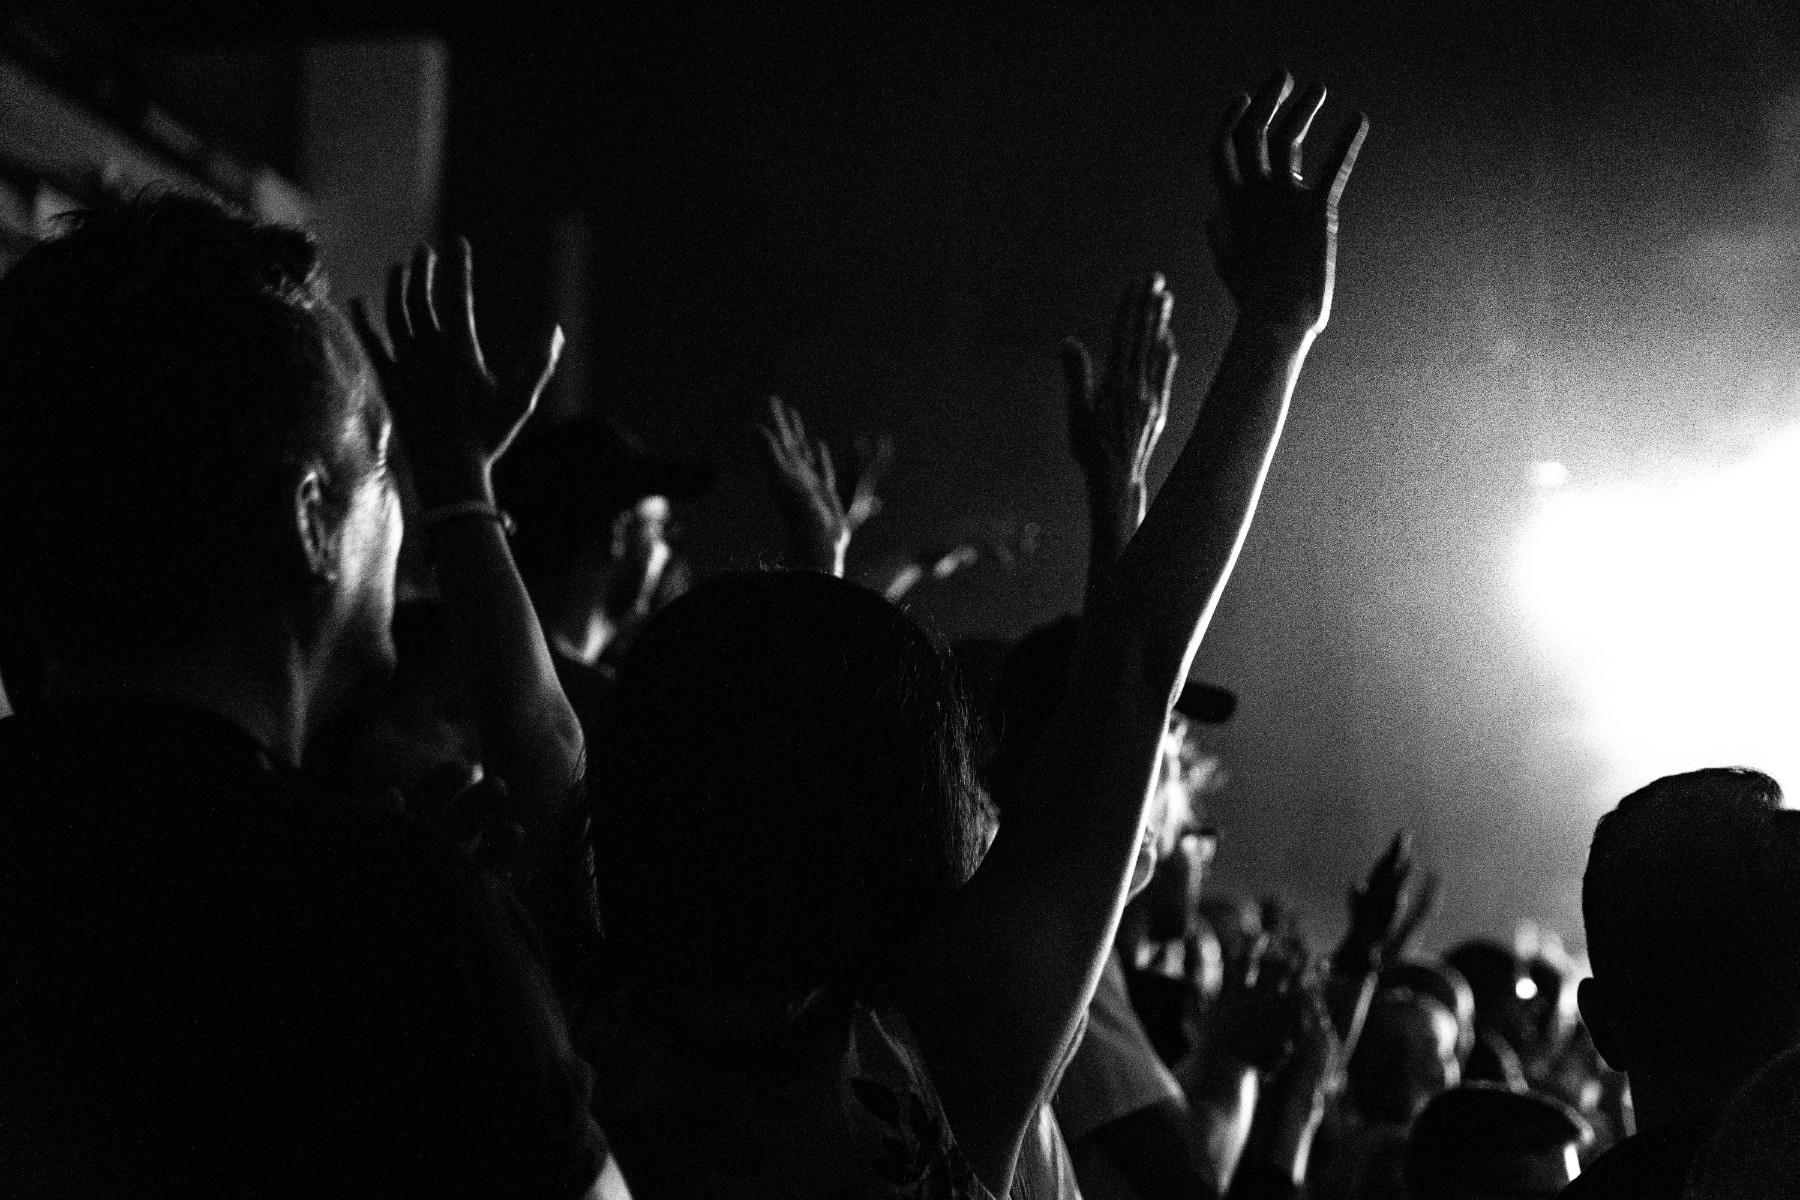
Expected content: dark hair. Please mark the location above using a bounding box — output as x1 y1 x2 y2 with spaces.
1348 987 1458 1124
1382 959 1477 1062
592 571 987 998
0 191 353 660
984 615 1080 813
1583 767 1800 1073
1405 1084 1589 1198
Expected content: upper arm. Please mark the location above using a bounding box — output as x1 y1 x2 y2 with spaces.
901 631 1177 1191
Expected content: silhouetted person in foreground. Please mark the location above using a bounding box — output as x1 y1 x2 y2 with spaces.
1406 1084 1589 1200
1562 767 1800 1199
0 194 606 1197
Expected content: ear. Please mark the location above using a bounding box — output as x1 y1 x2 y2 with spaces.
294 469 337 582
1578 976 1630 1073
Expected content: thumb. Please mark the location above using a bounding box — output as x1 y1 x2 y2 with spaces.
506 324 565 411
495 325 563 459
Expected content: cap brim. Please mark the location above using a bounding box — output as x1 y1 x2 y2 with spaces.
1175 680 1236 724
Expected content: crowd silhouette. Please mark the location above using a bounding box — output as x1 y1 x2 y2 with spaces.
0 69 1788 1200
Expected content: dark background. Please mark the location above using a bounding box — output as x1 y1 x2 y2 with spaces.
37 0 1800 952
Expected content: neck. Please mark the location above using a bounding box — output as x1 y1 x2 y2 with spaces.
46 629 315 768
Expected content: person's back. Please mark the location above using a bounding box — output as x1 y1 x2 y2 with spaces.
581 76 1368 1199
1683 1039 1800 1198
0 193 604 1196
0 701 600 1196
1564 767 1800 1200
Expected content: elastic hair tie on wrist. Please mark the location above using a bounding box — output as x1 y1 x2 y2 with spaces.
420 500 517 537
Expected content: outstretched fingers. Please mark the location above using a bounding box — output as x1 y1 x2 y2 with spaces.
385 262 411 347
1140 279 1172 386
1104 280 1142 387
405 245 439 339
440 237 488 375
348 298 392 370
505 326 561 435
1273 82 1328 180
1236 71 1294 180
1213 94 1250 193
1324 113 1371 210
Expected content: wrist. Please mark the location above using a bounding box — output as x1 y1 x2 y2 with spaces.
412 458 495 510
1333 933 1381 976
1231 310 1321 349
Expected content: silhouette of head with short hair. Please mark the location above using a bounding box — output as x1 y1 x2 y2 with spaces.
0 192 401 742
1405 1083 1589 1200
594 571 987 1000
1349 987 1462 1124
1578 767 1800 1123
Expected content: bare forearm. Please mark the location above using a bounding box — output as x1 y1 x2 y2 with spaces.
432 510 584 880
1180 1045 1260 1193
1084 478 1147 609
1095 318 1312 706
1322 965 1376 1057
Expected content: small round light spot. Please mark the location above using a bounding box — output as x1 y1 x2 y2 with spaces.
1515 976 1539 1001
1531 461 1569 489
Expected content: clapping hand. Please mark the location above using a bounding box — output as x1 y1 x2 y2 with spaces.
351 240 564 506
1210 72 1367 336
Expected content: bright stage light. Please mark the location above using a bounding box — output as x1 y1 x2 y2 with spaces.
1530 461 1569 489
1516 430 1800 803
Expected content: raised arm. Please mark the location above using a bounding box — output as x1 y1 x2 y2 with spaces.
900 75 1367 1195
1325 832 1437 1059
756 396 891 576
1064 274 1176 607
351 241 580 886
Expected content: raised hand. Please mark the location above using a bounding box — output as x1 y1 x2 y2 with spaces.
1209 933 1313 1074
1066 275 1177 601
1063 275 1177 496
838 433 897 532
1341 831 1434 970
1210 71 1367 335
757 397 890 576
351 240 563 506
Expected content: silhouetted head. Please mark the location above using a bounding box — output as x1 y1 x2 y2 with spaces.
1446 942 1533 1044
0 192 398 714
1348 987 1462 1124
1578 768 1800 1098
593 571 986 998
1383 959 1477 1063
1405 1084 1590 1199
